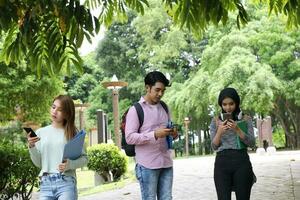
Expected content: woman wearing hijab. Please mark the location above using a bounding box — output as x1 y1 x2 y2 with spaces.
210 87 256 200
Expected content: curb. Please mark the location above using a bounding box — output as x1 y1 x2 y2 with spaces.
290 160 300 200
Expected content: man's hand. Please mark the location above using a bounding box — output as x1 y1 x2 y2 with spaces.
170 127 178 140
58 160 68 173
154 128 173 139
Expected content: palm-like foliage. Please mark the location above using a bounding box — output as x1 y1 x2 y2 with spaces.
0 0 299 76
163 0 248 38
85 0 149 26
0 0 100 77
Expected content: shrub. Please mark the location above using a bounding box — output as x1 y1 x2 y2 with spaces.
0 121 26 144
87 143 128 181
273 128 286 148
0 140 40 200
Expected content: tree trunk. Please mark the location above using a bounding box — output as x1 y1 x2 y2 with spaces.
274 97 300 149
204 130 211 154
198 130 203 155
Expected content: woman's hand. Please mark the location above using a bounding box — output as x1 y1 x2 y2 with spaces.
27 133 40 148
213 120 228 147
226 119 238 131
58 160 68 173
227 120 246 139
218 120 230 134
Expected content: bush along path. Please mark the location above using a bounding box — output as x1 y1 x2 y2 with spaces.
0 140 40 200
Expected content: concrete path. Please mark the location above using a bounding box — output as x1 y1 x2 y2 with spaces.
78 150 300 200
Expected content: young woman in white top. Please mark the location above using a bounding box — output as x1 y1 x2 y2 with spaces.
27 95 87 200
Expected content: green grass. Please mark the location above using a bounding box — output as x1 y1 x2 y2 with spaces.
76 169 95 189
77 157 136 196
78 176 135 196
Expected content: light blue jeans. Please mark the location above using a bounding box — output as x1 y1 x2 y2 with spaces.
135 164 173 200
39 173 77 200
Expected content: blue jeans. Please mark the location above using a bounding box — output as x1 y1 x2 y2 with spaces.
135 164 173 200
39 173 77 200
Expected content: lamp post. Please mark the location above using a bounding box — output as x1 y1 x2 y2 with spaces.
74 103 89 130
102 75 128 149
184 117 190 156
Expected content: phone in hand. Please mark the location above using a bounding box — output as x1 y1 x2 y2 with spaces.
166 120 174 129
222 113 233 122
23 127 37 137
166 120 173 149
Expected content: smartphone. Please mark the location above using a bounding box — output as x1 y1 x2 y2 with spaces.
172 124 178 131
222 113 233 121
166 120 174 129
166 120 173 149
23 127 37 137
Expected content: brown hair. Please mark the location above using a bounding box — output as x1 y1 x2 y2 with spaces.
53 95 77 140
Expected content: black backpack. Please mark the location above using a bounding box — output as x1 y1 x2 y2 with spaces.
120 101 168 157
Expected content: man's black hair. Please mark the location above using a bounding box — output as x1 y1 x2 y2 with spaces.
144 71 169 87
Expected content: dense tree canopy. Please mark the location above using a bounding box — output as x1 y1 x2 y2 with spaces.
1 0 300 76
64 2 299 150
0 62 63 123
64 52 104 103
1 0 299 150
164 5 300 148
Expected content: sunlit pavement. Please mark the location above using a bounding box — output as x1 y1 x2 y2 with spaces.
32 150 300 200
76 150 300 200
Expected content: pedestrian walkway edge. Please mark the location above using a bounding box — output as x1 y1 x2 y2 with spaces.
290 160 300 200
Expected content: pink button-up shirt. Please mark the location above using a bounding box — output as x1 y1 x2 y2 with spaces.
125 97 173 169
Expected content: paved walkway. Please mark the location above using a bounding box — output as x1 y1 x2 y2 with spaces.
78 150 300 200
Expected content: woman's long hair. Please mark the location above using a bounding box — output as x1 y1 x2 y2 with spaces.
54 95 77 140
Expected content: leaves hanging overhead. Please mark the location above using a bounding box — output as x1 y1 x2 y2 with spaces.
162 0 249 37
0 0 99 77
1 0 300 76
84 0 149 26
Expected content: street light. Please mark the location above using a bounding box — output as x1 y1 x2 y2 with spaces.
184 117 190 156
102 75 128 149
74 103 89 130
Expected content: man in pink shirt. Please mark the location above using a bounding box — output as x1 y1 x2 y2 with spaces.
125 71 177 200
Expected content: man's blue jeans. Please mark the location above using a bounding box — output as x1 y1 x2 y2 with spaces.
39 173 77 200
135 164 173 200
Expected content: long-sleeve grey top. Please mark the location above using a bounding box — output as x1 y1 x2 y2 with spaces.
209 117 256 152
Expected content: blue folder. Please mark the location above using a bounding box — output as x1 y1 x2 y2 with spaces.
63 130 86 160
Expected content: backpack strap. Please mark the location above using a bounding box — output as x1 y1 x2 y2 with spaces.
133 101 169 132
160 100 169 114
133 102 144 132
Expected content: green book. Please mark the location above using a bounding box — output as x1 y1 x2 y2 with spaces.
236 120 248 149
